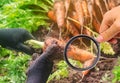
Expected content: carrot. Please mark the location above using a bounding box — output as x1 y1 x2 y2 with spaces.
47 11 80 36
68 12 81 31
64 0 70 18
81 0 90 25
74 0 84 26
82 58 95 77
66 20 79 36
67 45 94 63
103 0 109 11
98 0 107 15
108 0 116 10
83 28 91 36
47 11 80 37
92 0 103 24
54 0 65 28
92 15 100 32
47 10 56 22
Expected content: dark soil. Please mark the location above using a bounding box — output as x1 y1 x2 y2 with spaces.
48 57 117 83
32 27 120 83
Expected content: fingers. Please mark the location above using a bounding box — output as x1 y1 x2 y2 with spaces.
23 31 35 41
97 19 120 42
108 38 117 44
42 44 58 57
99 11 114 33
15 43 35 55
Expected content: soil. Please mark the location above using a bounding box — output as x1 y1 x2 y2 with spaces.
48 57 117 83
32 27 120 83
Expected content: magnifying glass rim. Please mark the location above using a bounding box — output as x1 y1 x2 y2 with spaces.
64 34 100 71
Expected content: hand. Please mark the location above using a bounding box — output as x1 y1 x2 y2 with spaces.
0 28 35 55
96 6 120 44
26 44 58 83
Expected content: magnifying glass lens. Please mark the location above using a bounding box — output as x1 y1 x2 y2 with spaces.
64 35 100 71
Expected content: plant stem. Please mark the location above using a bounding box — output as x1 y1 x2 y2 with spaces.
25 39 44 49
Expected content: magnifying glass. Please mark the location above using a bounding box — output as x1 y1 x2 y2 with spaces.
64 34 100 71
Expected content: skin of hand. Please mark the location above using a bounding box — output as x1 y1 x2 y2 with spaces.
96 6 120 44
0 28 35 55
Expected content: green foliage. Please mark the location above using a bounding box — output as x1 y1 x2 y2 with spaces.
0 0 54 83
48 59 82 82
112 57 120 83
0 48 31 83
112 66 120 83
0 0 53 32
100 42 115 55
48 60 69 82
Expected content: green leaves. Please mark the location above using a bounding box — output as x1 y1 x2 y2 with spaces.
0 0 53 32
0 49 31 83
48 60 69 82
112 57 120 83
100 42 115 55
112 66 120 83
0 0 54 83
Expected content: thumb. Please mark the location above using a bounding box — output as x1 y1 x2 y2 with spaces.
96 20 120 42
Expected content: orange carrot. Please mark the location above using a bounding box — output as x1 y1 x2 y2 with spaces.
67 45 94 63
64 0 71 17
82 58 95 76
83 28 91 36
74 0 84 26
66 20 79 36
81 0 90 25
47 10 56 22
69 12 81 31
98 0 107 15
92 15 100 32
92 0 103 24
54 0 65 28
108 0 116 10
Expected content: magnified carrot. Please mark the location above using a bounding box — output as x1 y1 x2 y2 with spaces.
67 45 94 63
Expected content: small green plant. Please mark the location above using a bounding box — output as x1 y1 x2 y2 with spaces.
112 57 120 83
0 48 31 83
100 42 115 55
47 60 69 82
112 66 120 83
0 0 53 32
